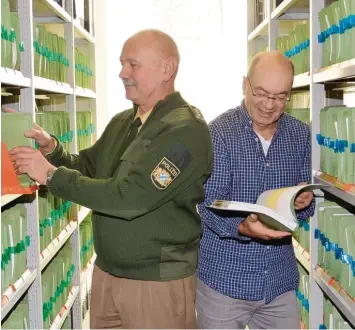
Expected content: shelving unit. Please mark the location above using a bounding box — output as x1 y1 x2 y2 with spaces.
248 1 355 328
1 194 23 207
1 269 37 321
292 238 310 272
1 0 97 329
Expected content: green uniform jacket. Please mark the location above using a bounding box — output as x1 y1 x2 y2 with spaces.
47 92 213 281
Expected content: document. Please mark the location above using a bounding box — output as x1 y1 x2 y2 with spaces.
209 184 327 232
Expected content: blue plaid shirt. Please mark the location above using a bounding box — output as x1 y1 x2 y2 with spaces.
197 102 315 303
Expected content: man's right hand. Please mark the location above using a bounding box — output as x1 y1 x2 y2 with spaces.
238 214 291 240
25 123 56 155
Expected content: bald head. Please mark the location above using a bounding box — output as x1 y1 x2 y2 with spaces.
248 51 294 79
119 29 180 110
128 29 180 65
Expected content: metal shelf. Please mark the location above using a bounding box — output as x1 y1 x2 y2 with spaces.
74 21 95 43
75 87 96 99
78 207 91 225
1 194 23 208
313 58 355 83
80 253 96 283
313 171 355 207
271 0 309 20
33 0 71 23
40 221 78 271
313 266 355 326
1 269 37 320
293 72 310 89
0 67 31 88
292 238 310 272
248 19 269 41
49 286 80 330
1 0 97 328
34 76 73 94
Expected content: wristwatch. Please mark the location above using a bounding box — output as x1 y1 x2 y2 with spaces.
46 168 57 185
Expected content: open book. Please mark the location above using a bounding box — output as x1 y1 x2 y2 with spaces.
209 184 327 232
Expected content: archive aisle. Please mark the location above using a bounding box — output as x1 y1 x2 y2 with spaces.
248 0 355 329
1 0 97 328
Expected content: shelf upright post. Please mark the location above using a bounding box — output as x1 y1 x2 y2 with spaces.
18 0 44 328
268 0 278 51
309 0 326 328
63 1 83 328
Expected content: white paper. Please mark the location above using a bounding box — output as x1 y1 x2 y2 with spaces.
210 184 328 232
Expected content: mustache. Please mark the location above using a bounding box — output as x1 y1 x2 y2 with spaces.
122 79 136 87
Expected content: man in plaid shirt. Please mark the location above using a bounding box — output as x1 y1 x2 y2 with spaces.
197 51 315 329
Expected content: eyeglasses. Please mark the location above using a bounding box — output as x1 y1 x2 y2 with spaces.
246 76 291 104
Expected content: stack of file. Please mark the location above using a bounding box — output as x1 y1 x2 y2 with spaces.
38 190 72 252
75 47 94 89
1 112 35 188
277 21 310 75
76 111 94 151
318 0 355 67
297 264 309 328
42 242 75 329
36 111 73 153
322 296 353 329
1 203 29 294
62 314 72 329
316 200 355 299
1 1 23 70
35 110 73 251
79 212 93 271
33 24 69 82
286 108 310 126
286 91 310 109
1 294 30 329
80 212 94 319
293 218 310 252
318 106 355 184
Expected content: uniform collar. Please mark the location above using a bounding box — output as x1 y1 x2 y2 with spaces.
133 92 188 122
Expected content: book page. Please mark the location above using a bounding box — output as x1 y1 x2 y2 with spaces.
210 184 328 232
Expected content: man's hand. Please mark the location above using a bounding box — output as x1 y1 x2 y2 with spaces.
9 146 56 185
24 123 56 156
238 214 291 240
294 182 313 211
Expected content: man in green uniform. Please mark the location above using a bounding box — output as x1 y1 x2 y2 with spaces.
10 29 213 329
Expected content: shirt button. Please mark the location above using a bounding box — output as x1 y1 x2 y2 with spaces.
266 163 270 166
267 246 270 249
264 271 268 274
255 138 258 142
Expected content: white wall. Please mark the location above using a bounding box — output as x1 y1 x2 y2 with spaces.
99 0 247 123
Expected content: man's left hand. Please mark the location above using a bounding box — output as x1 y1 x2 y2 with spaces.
294 182 313 211
9 146 56 185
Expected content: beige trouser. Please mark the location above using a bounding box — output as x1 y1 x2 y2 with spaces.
90 265 197 329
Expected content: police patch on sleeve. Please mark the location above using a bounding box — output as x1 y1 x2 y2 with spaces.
151 157 181 190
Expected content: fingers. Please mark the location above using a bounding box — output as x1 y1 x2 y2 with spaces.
24 128 41 139
15 164 29 175
9 147 37 156
33 123 44 131
248 214 258 222
2 107 17 113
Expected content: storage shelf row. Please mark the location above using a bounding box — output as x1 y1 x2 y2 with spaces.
49 286 79 330
313 266 355 326
1 269 36 321
248 1 355 328
0 69 96 98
